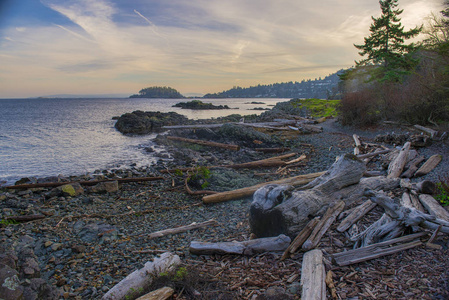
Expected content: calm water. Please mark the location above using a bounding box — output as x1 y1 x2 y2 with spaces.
0 98 285 185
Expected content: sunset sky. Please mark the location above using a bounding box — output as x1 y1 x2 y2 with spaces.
0 0 443 98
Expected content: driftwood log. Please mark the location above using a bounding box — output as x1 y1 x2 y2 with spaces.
166 136 240 151
136 287 174 300
250 154 381 238
414 154 442 177
387 142 410 178
102 252 181 300
189 234 291 255
301 249 326 300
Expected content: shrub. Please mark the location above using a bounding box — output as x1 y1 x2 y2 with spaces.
338 89 380 126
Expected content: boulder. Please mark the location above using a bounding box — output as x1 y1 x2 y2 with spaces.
90 181 119 193
114 111 189 134
0 265 23 300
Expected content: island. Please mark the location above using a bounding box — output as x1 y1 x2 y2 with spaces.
172 100 230 110
129 86 184 98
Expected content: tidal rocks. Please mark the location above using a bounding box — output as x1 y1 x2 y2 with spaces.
114 111 189 134
172 100 230 110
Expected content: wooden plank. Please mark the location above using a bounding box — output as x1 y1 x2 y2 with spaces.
414 154 442 177
387 142 411 178
202 171 325 203
337 200 377 232
419 194 449 222
281 216 320 260
301 249 326 300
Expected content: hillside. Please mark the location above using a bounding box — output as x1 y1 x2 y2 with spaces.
204 70 344 99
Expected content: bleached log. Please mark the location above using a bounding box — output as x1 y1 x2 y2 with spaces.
281 217 320 260
401 192 413 209
297 123 323 133
102 252 181 300
387 142 411 178
189 234 291 255
414 124 438 139
137 219 217 240
202 171 324 204
409 192 426 212
301 249 326 300
353 134 362 155
302 201 345 250
337 200 377 233
356 149 391 159
136 287 174 300
400 155 425 178
419 194 449 222
414 154 442 177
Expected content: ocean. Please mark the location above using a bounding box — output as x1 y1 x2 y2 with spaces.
0 97 286 185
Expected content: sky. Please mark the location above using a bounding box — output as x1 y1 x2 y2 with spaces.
0 0 444 98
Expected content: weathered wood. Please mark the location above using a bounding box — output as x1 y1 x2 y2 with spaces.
356 149 391 159
337 200 377 233
167 136 240 151
414 154 442 177
400 155 425 178
387 142 411 178
189 234 291 255
301 249 326 300
325 271 338 300
281 217 320 260
136 287 174 300
400 192 413 209
332 233 425 266
416 180 436 194
297 123 323 133
250 154 367 238
202 171 325 204
136 219 217 239
5 214 46 222
353 134 362 155
5 176 164 190
302 201 345 250
163 124 225 129
102 252 181 300
419 194 449 222
414 124 438 139
410 192 426 212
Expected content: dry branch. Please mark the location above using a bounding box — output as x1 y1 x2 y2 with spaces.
337 200 377 233
5 214 46 222
281 216 320 260
137 219 218 240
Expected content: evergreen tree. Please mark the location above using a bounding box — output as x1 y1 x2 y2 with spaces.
354 0 422 82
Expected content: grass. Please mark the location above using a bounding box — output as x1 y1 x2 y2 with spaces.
290 98 340 118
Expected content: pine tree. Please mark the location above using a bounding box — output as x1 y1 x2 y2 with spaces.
354 0 422 82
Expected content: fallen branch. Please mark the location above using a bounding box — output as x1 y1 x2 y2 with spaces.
167 136 240 151
254 147 291 153
5 214 46 222
5 176 164 190
281 217 320 260
189 234 291 255
414 124 438 139
337 200 377 233
135 219 218 239
353 134 362 155
185 177 218 196
202 171 325 204
356 149 391 159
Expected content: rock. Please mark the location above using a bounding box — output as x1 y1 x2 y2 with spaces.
76 221 117 243
0 265 23 300
58 183 84 197
256 287 293 300
114 110 189 134
22 278 60 300
50 243 63 251
91 181 119 193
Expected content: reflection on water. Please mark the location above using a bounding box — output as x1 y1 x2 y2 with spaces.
0 98 286 184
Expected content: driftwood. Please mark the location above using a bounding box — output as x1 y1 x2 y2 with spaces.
356 149 391 159
102 252 181 300
134 219 217 239
414 124 438 139
414 154 442 177
410 191 426 212
189 234 291 255
202 171 324 204
254 147 291 153
301 249 326 300
337 200 377 233
166 136 240 151
5 176 164 190
332 232 426 266
416 180 436 194
400 155 425 178
296 123 323 133
281 217 320 260
325 271 338 299
419 194 449 222
136 287 174 300
302 201 345 250
353 134 362 155
387 142 411 178
5 214 46 222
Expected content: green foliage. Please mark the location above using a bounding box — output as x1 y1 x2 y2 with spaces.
130 86 184 98
188 166 211 190
435 177 449 206
290 98 340 118
354 0 422 82
173 267 188 281
0 219 19 226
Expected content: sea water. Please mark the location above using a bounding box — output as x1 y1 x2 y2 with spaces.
0 97 285 185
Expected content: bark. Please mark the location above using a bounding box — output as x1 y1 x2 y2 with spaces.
202 171 324 204
414 154 442 177
301 249 326 300
387 142 411 178
102 252 181 300
189 234 291 255
166 136 240 151
5 176 164 190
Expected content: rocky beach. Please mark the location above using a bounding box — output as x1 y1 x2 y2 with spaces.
1 99 449 300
